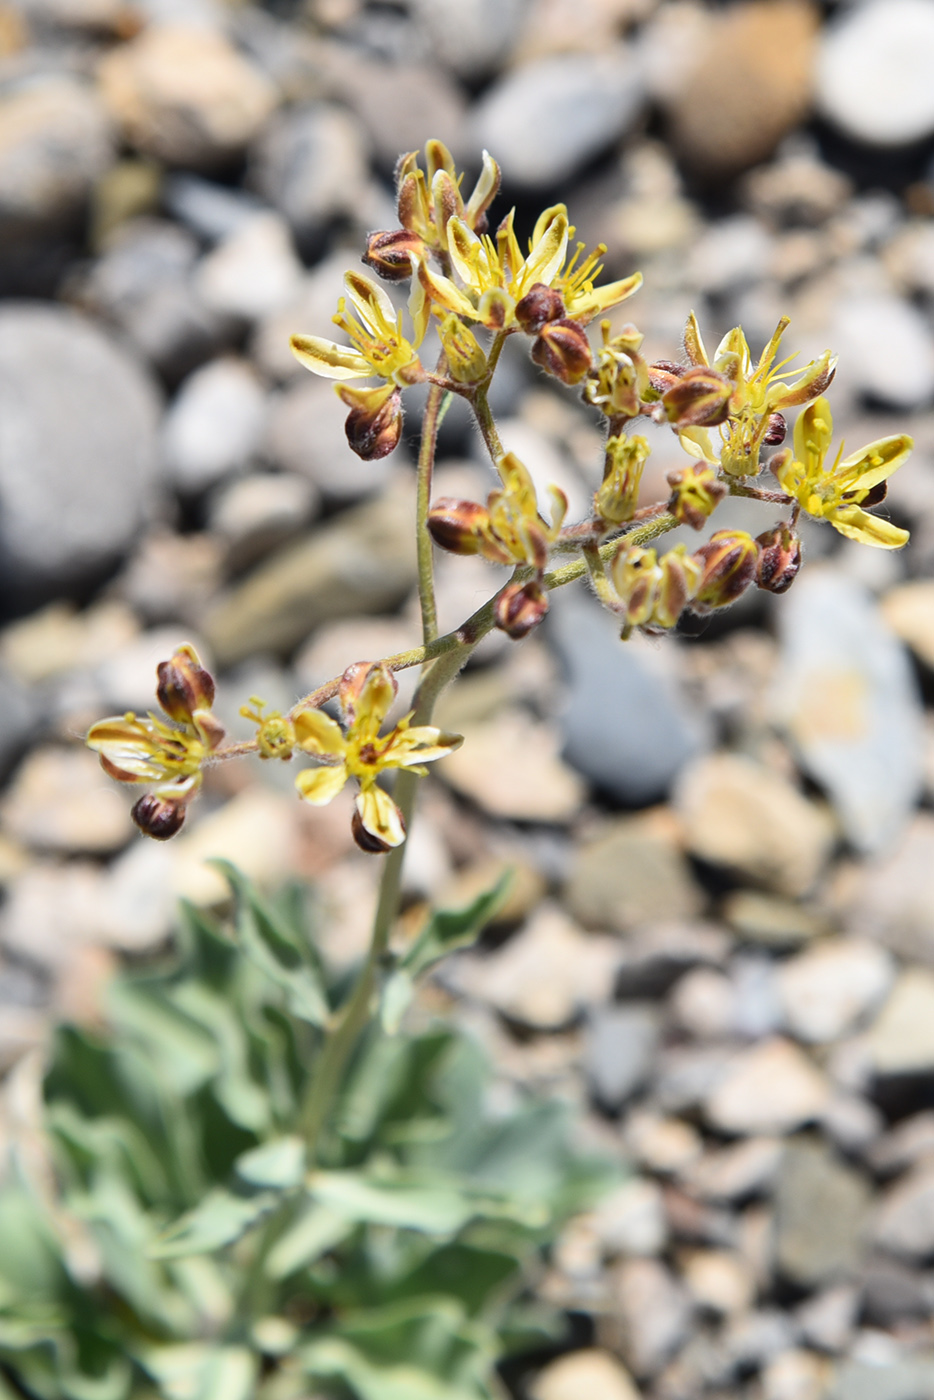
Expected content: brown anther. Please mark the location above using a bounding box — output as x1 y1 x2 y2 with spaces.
755 524 801 595
132 793 186 840
494 580 549 639
531 318 593 385
342 388 403 460
363 228 425 282
763 411 787 446
515 282 566 334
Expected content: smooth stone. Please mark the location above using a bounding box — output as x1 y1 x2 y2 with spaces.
408 0 527 79
323 48 468 169
774 568 924 854
0 303 161 592
722 890 828 949
1 746 133 855
777 938 894 1045
251 252 353 381
682 1137 783 1204
249 101 370 239
615 922 730 999
833 292 934 409
775 1137 871 1288
796 1284 859 1354
676 753 834 897
881 579 934 671
531 1349 642 1400
867 968 934 1077
682 1249 755 1316
817 0 934 147
584 1003 659 1109
548 589 707 807
761 1350 831 1400
98 25 277 167
163 357 268 492
872 1163 934 1261
170 786 299 906
827 1359 934 1400
591 1178 668 1258
564 814 703 933
860 1257 932 1327
625 1112 703 1177
688 215 775 295
610 1258 693 1379
704 1038 831 1136
849 814 934 963
0 78 113 229
95 626 212 715
866 1110 934 1177
441 708 586 823
163 173 267 243
203 476 417 664
669 967 737 1040
471 49 644 189
209 471 318 572
197 212 304 322
117 530 223 628
265 376 397 502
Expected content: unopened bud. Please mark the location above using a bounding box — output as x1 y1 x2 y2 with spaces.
515 282 565 334
662 366 734 429
363 228 425 282
611 545 660 632
667 462 727 530
763 411 787 446
647 360 685 395
438 314 487 384
532 318 593 385
494 580 549 639
352 803 402 854
427 497 490 555
338 384 403 460
656 546 703 628
132 792 186 840
755 524 801 594
595 434 649 525
156 644 215 725
693 529 759 608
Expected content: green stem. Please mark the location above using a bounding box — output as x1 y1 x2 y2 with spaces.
416 375 446 646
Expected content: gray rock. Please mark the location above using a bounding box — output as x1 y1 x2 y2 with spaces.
873 1163 934 1260
688 215 775 296
584 1003 659 1109
774 568 924 854
611 1257 693 1379
265 376 403 502
324 49 469 170
409 0 526 79
860 1258 932 1327
868 968 934 1078
471 50 644 190
777 938 894 1045
0 665 35 774
833 292 934 410
164 173 267 243
817 0 934 147
209 471 318 573
548 589 706 807
775 1137 871 1289
0 78 113 230
828 1358 934 1400
0 303 161 593
796 1284 859 1354
564 816 703 935
704 1038 831 1137
196 212 304 323
250 102 370 240
163 357 268 492
850 815 934 963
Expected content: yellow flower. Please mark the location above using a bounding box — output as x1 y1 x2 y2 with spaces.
240 697 295 760
610 543 702 640
583 322 651 419
293 664 461 852
290 270 425 388
427 452 568 572
775 397 913 548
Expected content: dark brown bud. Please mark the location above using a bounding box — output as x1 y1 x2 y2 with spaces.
343 388 403 461
755 524 801 594
693 529 759 609
662 366 734 428
427 497 490 554
352 804 402 854
156 644 215 725
132 793 186 840
363 228 425 282
763 411 787 446
515 282 565 334
494 581 549 639
861 480 888 507
647 360 685 395
531 319 593 385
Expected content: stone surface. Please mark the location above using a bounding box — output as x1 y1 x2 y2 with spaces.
833 292 934 410
872 1163 934 1261
849 815 934 963
209 471 318 572
796 1284 859 1354
676 753 834 898
868 968 934 1077
0 78 113 229
197 213 304 322
774 1137 871 1288
565 815 702 933
817 0 934 147
250 101 370 239
471 49 644 189
881 580 934 671
163 357 268 492
704 1038 831 1136
682 1137 783 1205
682 1249 755 1316
668 967 736 1041
610 1257 692 1379
409 0 527 79
777 938 893 1045
591 1178 667 1259
531 1349 642 1400
723 891 827 950
584 1003 659 1109
1 747 133 855
440 708 586 823
0 303 161 593
266 376 397 501
774 569 924 854
761 1350 831 1400
98 25 277 167
170 786 299 906
548 590 707 807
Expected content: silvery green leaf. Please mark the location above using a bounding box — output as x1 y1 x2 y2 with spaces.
235 1137 305 1190
400 872 512 980
265 1203 352 1279
149 1190 276 1260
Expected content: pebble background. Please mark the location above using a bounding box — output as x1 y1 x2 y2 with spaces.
2 1 934 1397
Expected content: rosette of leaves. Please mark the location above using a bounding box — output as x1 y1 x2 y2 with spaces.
0 867 613 1400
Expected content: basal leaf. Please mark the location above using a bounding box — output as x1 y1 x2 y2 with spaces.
399 873 513 982
265 1203 353 1279
235 1137 305 1190
149 1190 276 1260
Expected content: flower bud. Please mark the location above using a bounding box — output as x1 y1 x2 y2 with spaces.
337 384 403 460
515 282 565 334
595 433 649 525
662 366 734 428
438 314 487 385
647 359 685 395
156 644 215 725
428 497 491 555
494 581 549 639
363 228 425 282
611 545 660 632
339 661 398 727
693 529 759 608
352 802 402 854
657 546 703 628
755 524 801 594
667 462 727 530
531 318 593 385
132 792 186 840
763 411 787 446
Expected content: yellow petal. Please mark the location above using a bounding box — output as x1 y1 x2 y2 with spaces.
357 784 406 848
836 434 913 492
408 267 431 345
524 211 569 290
793 396 833 468
418 261 476 319
830 505 910 549
387 726 463 766
425 138 456 182
465 150 501 227
448 217 489 290
290 334 371 381
296 762 348 805
343 269 397 333
356 664 396 732
768 349 837 409
571 270 643 320
713 325 750 375
683 311 709 367
530 203 567 251
293 708 346 757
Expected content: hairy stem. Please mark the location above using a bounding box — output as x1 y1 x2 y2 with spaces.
416 370 446 646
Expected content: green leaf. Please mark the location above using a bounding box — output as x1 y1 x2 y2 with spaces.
400 873 513 981
106 982 219 1098
301 1337 485 1400
265 1203 353 1279
149 1190 276 1260
140 1344 256 1400
309 1171 474 1236
235 1137 305 1190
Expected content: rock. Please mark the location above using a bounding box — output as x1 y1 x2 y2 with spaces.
795 1284 859 1354
873 1162 934 1261
408 0 526 78
1 747 133 855
294 615 420 717
584 1003 659 1109
625 1112 702 1177
324 48 468 169
547 590 707 806
866 1111 934 1177
265 377 398 502
251 252 352 381
0 601 137 686
723 891 828 950
743 145 854 228
435 855 547 931
117 530 222 627
777 939 894 1045
210 471 318 572
163 173 267 243
730 953 784 1039
471 49 644 189
591 1178 668 1258
849 815 934 963
820 1094 884 1156
833 292 934 410
565 815 703 933
197 213 304 322
163 358 268 492
446 902 620 1031
775 1137 871 1288
615 922 730 1000
682 1138 783 1204
761 1350 832 1400
828 1358 934 1400
722 1310 798 1372
0 664 36 773
682 1249 755 1316
610 1257 693 1379
249 101 370 240
688 215 775 296
98 25 277 168
881 580 934 671
203 474 417 664
652 0 818 179
669 967 736 1040
531 1349 642 1400
0 78 113 231
0 303 162 594
868 968 934 1077
95 626 212 714
170 786 299 906
704 1038 831 1136
860 1257 932 1327
653 1044 738 1119
440 708 585 823
817 0 934 147
676 754 834 898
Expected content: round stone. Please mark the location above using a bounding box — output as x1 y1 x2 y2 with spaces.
818 0 934 147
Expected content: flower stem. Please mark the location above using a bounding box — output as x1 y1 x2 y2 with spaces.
416 371 446 646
